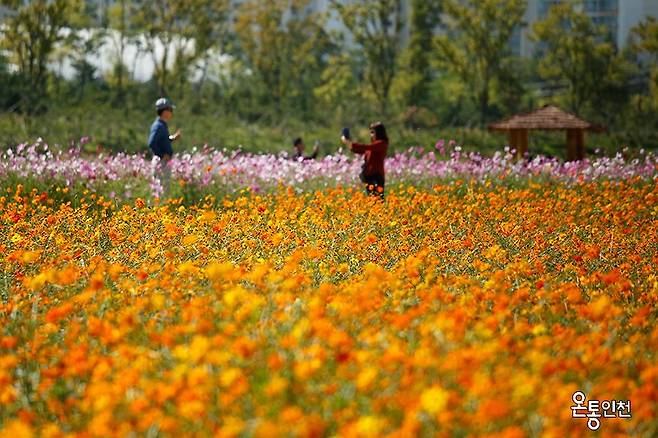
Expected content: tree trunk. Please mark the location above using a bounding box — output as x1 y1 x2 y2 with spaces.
480 75 490 127
116 0 126 101
194 57 209 102
160 46 169 96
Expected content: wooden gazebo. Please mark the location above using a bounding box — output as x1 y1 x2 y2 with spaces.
488 105 605 161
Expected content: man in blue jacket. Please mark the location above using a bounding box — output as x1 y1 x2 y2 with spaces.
148 98 180 199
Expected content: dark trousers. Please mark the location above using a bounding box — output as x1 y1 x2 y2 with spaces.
361 173 385 199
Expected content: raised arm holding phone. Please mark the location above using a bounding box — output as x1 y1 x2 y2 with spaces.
341 122 388 199
292 137 319 161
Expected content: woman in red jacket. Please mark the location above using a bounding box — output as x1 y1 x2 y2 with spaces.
341 122 388 199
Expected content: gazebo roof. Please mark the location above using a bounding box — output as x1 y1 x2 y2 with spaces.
489 105 604 132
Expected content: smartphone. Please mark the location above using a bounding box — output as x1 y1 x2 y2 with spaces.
341 127 351 139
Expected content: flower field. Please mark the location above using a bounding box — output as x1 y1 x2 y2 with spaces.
1 142 657 201
0 147 657 437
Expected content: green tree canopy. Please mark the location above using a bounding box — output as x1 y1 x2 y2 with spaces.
106 0 141 101
631 16 658 109
0 0 75 113
532 1 632 120
131 0 229 97
331 0 406 115
234 0 333 116
434 0 526 126
401 0 442 108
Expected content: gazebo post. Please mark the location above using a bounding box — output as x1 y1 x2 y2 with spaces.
566 130 576 161
577 130 585 160
508 130 516 155
518 129 528 158
566 129 585 161
508 129 529 159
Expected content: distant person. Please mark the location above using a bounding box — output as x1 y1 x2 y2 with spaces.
148 97 180 199
292 137 319 161
341 122 388 199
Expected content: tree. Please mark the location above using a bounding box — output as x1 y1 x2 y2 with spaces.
59 1 102 102
633 17 658 54
0 52 21 111
66 31 103 102
132 0 229 97
234 0 333 116
434 0 526 126
401 0 442 108
132 0 181 96
331 0 406 115
631 16 658 108
314 54 362 123
173 0 231 102
107 0 140 101
532 2 632 119
621 16 658 147
0 0 72 113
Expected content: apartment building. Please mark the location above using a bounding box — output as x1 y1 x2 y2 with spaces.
0 5 12 21
518 0 658 57
310 0 656 57
618 0 658 48
3 0 656 58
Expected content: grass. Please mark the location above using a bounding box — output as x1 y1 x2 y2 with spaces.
0 105 631 160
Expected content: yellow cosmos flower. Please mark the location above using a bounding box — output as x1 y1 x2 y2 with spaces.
356 366 378 391
354 416 386 437
182 234 199 246
0 420 33 438
420 386 449 415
